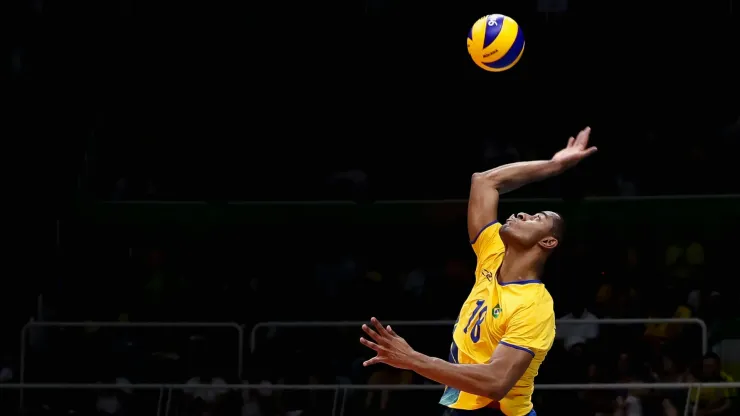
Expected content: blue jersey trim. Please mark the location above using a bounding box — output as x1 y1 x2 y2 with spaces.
470 221 498 244
499 279 542 286
440 386 462 406
499 341 535 357
440 339 462 406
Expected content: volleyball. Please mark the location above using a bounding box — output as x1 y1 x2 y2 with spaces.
467 14 525 72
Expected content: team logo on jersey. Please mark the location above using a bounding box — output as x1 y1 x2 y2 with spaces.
492 303 502 318
481 269 493 282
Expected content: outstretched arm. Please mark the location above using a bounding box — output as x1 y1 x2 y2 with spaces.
468 127 597 241
359 318 532 400
410 341 532 400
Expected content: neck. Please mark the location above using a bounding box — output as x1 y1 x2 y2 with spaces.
499 245 544 284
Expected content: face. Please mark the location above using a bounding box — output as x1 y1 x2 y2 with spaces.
500 211 560 250
703 357 720 379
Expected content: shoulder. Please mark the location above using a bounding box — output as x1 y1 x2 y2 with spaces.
471 222 505 259
507 287 554 323
519 294 554 316
508 288 555 331
471 221 501 245
500 289 556 354
508 283 553 308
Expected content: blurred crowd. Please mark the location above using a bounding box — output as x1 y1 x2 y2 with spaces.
0 196 738 415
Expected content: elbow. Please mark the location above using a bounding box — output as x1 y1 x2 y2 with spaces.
479 376 509 401
485 384 508 402
472 171 493 182
472 172 501 189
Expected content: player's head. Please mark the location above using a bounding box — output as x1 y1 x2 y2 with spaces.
500 210 564 252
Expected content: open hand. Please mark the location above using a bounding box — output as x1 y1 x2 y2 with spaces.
551 127 598 169
360 317 418 370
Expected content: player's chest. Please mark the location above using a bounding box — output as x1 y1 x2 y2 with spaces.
454 284 508 350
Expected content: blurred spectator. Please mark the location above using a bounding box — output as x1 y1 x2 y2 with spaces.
614 394 643 416
652 354 694 416
555 299 599 351
240 384 263 416
0 356 14 416
183 373 230 416
691 353 736 416
644 286 693 354
95 377 133 415
364 367 413 415
0 358 12 383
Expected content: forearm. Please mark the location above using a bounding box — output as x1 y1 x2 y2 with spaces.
410 352 503 400
474 160 564 194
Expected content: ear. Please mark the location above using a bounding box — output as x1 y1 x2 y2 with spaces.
538 236 558 250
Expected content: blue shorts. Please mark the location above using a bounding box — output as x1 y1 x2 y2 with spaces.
443 408 537 416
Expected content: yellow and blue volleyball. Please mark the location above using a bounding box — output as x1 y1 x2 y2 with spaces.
467 14 525 72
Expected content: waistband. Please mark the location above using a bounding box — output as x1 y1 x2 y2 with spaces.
443 407 537 416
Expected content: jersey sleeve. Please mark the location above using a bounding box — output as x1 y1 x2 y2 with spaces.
500 302 556 357
470 221 505 259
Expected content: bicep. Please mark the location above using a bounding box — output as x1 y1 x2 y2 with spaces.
468 174 500 242
488 343 533 395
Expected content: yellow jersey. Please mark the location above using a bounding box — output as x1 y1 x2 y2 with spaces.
440 221 556 416
691 372 736 405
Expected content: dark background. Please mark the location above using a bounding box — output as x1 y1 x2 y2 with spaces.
10 0 740 202
4 0 740 414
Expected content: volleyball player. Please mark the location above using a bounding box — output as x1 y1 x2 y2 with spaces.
360 127 597 415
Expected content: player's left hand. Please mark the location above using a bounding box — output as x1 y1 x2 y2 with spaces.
551 126 598 169
360 317 417 370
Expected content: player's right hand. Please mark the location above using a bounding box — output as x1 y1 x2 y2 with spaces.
360 317 419 370
551 127 598 169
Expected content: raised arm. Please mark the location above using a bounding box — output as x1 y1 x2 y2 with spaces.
468 127 597 241
468 161 562 241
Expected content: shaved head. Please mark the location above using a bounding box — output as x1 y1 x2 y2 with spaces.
544 211 565 243
500 210 564 251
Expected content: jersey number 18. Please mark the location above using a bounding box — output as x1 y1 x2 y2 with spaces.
463 300 487 343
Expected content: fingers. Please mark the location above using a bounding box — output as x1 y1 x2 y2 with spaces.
386 325 398 337
360 338 385 367
583 146 598 157
371 317 390 337
575 127 591 146
360 337 383 352
567 137 575 147
362 324 382 343
363 357 382 367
